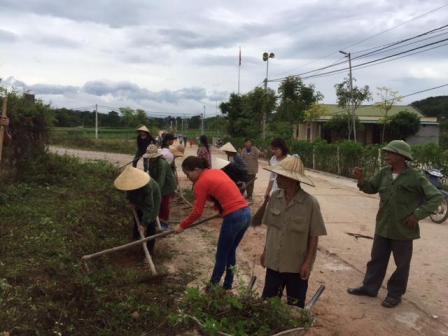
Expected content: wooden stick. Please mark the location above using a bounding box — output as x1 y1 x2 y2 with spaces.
345 232 374 240
81 214 219 261
251 197 269 227
155 216 162 231
0 96 8 165
133 209 157 275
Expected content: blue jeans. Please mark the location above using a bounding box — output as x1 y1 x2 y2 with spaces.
210 207 251 289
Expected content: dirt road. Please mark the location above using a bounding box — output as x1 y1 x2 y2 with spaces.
51 145 448 335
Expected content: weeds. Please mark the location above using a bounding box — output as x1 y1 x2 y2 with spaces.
0 153 192 335
169 285 313 336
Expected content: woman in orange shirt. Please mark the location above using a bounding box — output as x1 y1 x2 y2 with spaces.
175 156 251 291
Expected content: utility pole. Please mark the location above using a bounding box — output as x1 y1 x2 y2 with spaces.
201 105 205 134
262 51 275 140
0 95 8 165
339 50 356 142
95 104 98 139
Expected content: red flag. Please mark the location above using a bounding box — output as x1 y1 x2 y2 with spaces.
238 48 241 66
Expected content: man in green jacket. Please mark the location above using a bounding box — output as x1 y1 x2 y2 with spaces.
347 140 443 308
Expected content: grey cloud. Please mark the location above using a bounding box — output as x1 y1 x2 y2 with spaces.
208 90 230 101
1 77 78 94
30 83 79 95
157 22 270 50
1 77 220 110
35 35 82 48
195 54 259 66
82 80 208 103
0 0 155 27
0 28 18 42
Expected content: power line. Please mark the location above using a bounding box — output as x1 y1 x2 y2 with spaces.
400 83 448 99
271 37 448 82
270 2 448 80
270 24 448 82
351 25 448 61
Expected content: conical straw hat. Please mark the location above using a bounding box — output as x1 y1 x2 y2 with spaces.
220 142 237 153
114 166 150 191
170 144 185 158
136 125 150 133
143 144 163 159
264 156 314 187
212 157 230 170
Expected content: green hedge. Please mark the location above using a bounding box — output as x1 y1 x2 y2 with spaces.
236 138 445 178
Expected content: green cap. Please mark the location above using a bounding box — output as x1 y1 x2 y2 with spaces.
382 140 413 160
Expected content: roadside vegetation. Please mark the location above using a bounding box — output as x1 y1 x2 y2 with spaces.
1 89 316 336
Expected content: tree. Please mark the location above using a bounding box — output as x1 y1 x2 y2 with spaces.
107 111 121 127
189 115 202 129
324 114 360 140
387 111 420 141
220 89 276 138
119 107 136 127
245 87 276 138
135 109 148 127
335 78 371 142
411 96 448 119
375 87 402 143
277 76 323 124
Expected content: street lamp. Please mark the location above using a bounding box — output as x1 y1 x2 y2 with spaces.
339 50 356 142
262 51 275 140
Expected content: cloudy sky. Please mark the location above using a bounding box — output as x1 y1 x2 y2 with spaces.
0 0 447 117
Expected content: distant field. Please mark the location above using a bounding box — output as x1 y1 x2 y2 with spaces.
49 127 226 154
51 127 136 140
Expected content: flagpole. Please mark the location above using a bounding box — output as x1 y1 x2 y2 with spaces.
238 47 241 95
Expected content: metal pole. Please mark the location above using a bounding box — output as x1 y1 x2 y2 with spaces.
0 96 8 165
262 59 269 140
95 104 98 139
201 105 205 134
347 52 356 142
238 46 241 95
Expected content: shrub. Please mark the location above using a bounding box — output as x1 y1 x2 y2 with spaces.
1 91 53 178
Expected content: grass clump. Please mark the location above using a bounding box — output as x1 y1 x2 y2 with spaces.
169 285 313 336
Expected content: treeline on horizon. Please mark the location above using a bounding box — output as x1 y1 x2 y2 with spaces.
52 95 448 130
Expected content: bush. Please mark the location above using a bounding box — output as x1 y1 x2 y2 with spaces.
2 91 53 178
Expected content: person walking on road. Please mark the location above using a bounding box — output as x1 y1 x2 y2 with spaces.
175 156 251 291
264 138 290 199
347 140 443 308
260 156 327 308
240 138 260 200
197 135 211 168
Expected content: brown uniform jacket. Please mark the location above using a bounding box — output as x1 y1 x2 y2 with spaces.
262 189 327 273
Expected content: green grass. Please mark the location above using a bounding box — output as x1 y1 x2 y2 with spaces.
49 127 227 154
0 154 194 335
50 128 136 154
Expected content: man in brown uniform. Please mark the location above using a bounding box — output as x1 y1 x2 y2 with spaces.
260 156 327 307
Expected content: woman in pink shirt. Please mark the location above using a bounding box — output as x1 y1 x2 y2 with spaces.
175 156 251 291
